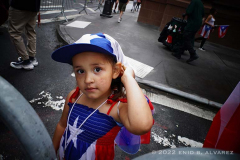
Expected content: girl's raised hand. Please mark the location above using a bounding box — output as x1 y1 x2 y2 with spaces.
120 65 135 81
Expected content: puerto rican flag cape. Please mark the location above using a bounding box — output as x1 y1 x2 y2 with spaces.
203 82 240 154
218 25 229 38
199 25 212 38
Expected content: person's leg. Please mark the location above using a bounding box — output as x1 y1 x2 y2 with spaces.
114 1 118 12
132 2 137 12
195 36 204 41
136 3 140 11
118 2 126 22
8 7 34 69
185 31 199 62
25 12 37 58
8 7 28 60
172 30 189 59
118 11 123 22
200 38 207 48
115 1 118 9
25 12 38 66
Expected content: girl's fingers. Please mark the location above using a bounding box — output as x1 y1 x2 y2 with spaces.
122 65 126 71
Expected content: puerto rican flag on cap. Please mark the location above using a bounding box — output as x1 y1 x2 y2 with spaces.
218 25 229 38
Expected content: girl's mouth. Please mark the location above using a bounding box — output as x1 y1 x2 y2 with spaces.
85 88 97 92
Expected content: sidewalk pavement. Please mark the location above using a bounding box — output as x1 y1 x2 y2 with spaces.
56 3 240 107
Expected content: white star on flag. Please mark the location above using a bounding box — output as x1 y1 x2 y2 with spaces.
66 116 84 148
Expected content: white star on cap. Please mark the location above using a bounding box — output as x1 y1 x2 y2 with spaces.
75 34 103 44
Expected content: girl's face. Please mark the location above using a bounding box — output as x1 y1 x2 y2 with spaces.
72 52 119 100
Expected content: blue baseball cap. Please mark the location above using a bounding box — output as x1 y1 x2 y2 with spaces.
52 33 117 65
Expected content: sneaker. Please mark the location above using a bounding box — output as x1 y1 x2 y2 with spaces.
10 59 34 70
18 57 38 66
186 54 199 63
198 48 205 51
118 18 121 23
113 10 116 13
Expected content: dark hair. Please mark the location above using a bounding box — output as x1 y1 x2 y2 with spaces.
209 8 216 15
104 54 125 101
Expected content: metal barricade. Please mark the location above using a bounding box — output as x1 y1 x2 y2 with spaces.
40 0 75 21
0 76 57 160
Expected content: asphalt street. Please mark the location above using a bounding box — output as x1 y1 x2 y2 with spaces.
0 21 218 159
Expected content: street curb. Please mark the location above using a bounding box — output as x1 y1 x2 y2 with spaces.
136 77 222 108
56 24 223 109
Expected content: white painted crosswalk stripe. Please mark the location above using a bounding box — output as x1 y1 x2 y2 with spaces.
126 57 153 78
66 21 91 28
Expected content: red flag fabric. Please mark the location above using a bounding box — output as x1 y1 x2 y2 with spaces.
166 35 172 44
203 82 240 154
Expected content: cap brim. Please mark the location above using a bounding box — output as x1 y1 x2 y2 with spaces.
52 43 114 65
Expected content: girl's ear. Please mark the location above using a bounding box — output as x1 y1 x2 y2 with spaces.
113 62 122 79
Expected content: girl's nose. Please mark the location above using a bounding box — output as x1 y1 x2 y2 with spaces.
85 73 94 83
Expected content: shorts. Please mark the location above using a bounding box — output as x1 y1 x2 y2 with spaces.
119 2 127 11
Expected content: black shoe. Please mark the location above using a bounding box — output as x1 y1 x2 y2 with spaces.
186 54 199 63
18 56 38 66
172 53 181 59
113 10 116 13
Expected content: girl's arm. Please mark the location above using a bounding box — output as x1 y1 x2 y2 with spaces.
52 90 75 153
118 66 153 135
204 15 214 27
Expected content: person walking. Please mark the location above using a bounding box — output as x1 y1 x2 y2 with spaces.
112 0 118 13
99 0 105 5
117 0 129 23
8 0 40 70
195 8 217 51
135 0 141 12
172 0 204 63
131 0 137 13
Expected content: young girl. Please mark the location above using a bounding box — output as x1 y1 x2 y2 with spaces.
195 8 217 51
51 33 154 160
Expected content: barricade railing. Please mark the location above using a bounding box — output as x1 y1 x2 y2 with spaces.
40 0 75 21
0 76 57 160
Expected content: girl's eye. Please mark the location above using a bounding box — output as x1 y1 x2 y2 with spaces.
94 67 101 73
77 69 84 74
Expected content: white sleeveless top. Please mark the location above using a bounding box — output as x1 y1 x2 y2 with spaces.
208 17 215 26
